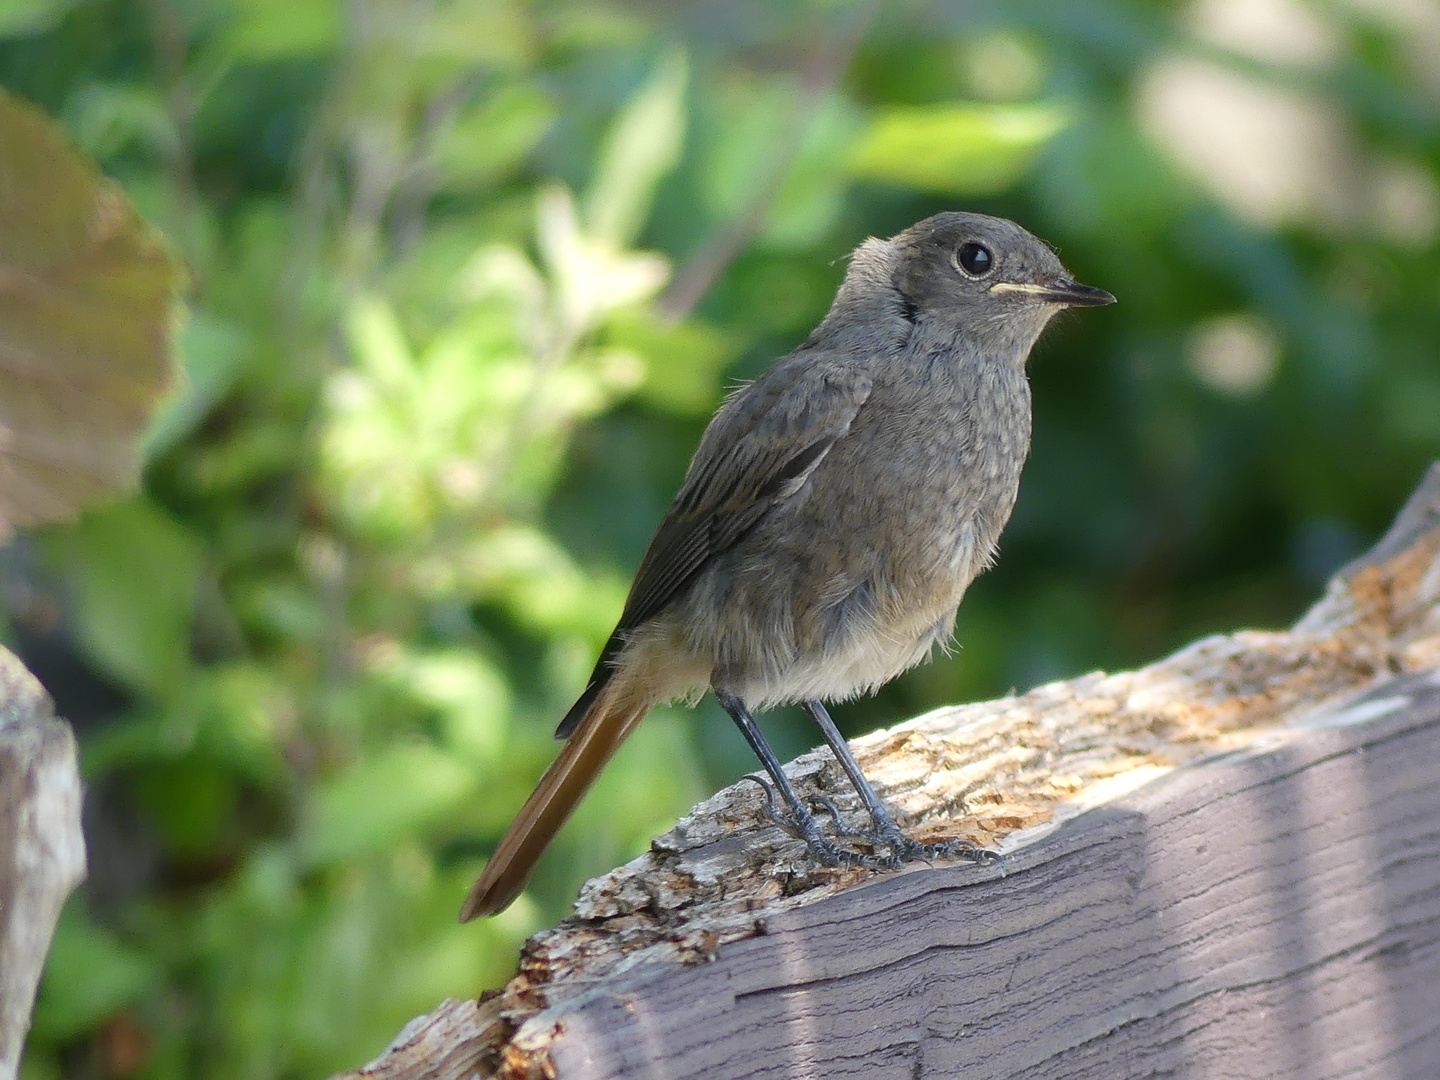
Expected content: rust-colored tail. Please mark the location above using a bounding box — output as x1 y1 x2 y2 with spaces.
459 685 651 921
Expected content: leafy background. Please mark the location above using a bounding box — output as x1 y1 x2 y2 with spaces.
3 0 1438 1076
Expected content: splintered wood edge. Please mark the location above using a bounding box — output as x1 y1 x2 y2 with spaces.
333 462 1440 1080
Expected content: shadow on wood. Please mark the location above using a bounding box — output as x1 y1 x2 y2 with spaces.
341 462 1440 1080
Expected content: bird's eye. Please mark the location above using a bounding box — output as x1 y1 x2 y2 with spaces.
955 242 993 277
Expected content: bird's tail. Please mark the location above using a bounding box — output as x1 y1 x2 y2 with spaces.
459 682 652 921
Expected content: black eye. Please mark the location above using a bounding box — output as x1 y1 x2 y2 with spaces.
956 241 993 277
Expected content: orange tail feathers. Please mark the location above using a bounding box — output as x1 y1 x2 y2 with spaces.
459 684 651 921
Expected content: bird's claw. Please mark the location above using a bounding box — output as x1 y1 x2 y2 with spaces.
739 775 999 872
738 773 783 826
738 777 884 868
858 815 1002 869
805 793 867 837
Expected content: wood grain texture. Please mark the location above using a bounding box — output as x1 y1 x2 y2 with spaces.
0 646 86 1080
338 462 1440 1080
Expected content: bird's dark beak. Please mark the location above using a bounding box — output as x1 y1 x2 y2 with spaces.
990 277 1117 307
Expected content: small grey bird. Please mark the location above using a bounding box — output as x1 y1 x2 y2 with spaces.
461 212 1114 921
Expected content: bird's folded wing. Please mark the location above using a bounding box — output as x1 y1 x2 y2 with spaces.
553 351 873 739
619 351 874 634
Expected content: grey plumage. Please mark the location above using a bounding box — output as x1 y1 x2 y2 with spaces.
462 212 1114 921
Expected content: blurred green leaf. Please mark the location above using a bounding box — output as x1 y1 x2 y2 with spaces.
302 744 477 867
144 311 249 458
762 93 863 251
453 523 625 635
84 661 292 781
378 647 510 765
12 4 1440 1077
32 907 159 1040
605 310 736 416
419 0 534 67
435 83 555 192
134 760 241 856
62 82 175 162
1385 372 1440 443
345 296 417 394
847 102 1071 194
583 49 688 247
44 498 201 693
225 0 340 58
0 0 76 37
1035 114 1191 242
700 77 791 222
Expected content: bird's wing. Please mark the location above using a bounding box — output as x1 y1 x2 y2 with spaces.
554 351 873 737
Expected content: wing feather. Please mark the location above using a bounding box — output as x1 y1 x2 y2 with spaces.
554 351 872 738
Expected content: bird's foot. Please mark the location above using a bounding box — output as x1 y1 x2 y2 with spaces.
862 817 1001 868
738 776 903 870
805 793 868 838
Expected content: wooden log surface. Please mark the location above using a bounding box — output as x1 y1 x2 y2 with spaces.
0 647 86 1080
342 462 1440 1080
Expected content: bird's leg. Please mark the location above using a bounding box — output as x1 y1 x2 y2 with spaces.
716 691 862 868
801 699 991 865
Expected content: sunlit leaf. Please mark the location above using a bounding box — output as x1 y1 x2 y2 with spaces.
0 90 180 536
225 0 340 58
344 295 417 393
379 647 510 766
847 102 1071 194
584 49 688 248
0 0 76 37
539 186 669 332
435 83 555 192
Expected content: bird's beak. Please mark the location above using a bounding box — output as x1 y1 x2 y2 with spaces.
990 278 1116 307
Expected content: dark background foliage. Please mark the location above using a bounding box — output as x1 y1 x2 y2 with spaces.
3 0 1437 1076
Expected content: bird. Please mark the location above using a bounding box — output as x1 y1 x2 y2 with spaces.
460 211 1114 921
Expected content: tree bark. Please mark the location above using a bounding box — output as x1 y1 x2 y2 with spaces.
0 647 86 1080
341 461 1440 1080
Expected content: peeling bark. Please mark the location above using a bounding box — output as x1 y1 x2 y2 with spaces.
340 462 1440 1080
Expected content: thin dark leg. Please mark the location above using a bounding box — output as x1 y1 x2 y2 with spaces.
802 699 991 864
801 699 904 831
716 690 863 868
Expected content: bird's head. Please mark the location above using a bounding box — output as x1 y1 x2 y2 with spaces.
811 212 1115 358
898 212 1116 356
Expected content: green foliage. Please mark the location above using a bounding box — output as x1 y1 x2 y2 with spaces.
3 1 1438 1078
847 102 1071 194
43 500 200 694
30 909 160 1042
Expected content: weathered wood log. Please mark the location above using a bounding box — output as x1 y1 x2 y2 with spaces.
0 647 86 1080
342 462 1440 1080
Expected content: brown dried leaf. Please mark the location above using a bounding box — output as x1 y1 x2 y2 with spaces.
0 89 180 536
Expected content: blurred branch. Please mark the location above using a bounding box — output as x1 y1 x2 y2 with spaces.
390 74 485 258
657 0 881 321
145 0 200 282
